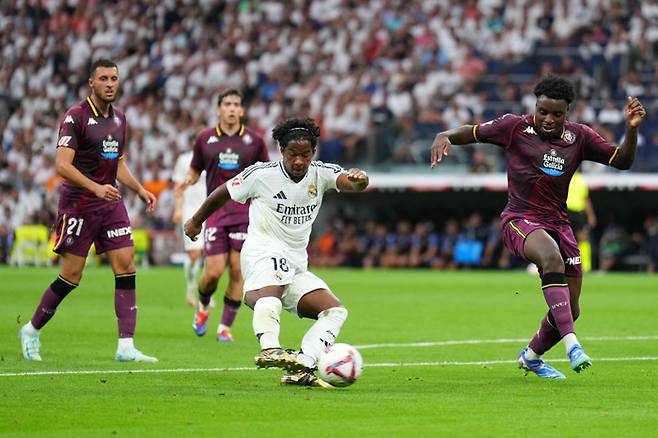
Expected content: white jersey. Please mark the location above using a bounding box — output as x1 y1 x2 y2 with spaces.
172 151 206 220
227 160 342 262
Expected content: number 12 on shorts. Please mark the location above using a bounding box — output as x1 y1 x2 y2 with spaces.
271 257 289 272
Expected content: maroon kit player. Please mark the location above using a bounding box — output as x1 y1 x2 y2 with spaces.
19 59 158 363
175 88 269 342
430 76 645 379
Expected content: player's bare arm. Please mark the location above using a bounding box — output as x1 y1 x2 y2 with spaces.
174 168 201 195
430 125 476 168
172 187 184 224
610 96 646 170
337 168 369 192
117 160 156 212
55 146 121 201
184 183 231 241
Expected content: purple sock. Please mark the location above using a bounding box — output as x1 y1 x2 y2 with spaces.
220 297 241 327
540 272 574 337
528 313 562 355
115 273 137 338
31 276 77 329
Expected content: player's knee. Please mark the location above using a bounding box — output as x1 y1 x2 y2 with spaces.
205 265 225 282
322 306 348 323
541 251 565 273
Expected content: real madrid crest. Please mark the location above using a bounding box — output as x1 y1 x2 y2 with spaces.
308 184 317 198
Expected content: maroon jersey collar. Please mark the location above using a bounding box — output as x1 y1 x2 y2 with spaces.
215 124 245 137
86 96 114 119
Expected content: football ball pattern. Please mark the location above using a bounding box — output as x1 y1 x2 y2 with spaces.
317 343 364 387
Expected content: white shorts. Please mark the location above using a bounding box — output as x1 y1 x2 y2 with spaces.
180 223 204 251
241 251 329 316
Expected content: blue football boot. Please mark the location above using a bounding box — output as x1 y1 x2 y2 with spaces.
517 348 566 379
568 344 592 373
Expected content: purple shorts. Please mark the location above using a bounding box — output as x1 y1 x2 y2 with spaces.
203 218 248 256
502 218 582 277
53 201 133 257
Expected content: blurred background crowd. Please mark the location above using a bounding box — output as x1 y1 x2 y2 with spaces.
1 0 657 271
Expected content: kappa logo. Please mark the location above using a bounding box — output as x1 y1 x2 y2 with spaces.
87 117 98 126
207 136 219 144
64 115 74 124
523 126 537 135
273 190 287 200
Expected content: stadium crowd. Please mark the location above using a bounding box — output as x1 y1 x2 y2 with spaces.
307 213 658 273
1 0 658 270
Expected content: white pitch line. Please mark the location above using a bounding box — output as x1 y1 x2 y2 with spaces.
2 356 658 378
354 335 658 349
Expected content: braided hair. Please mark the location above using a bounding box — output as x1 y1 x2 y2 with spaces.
272 118 321 150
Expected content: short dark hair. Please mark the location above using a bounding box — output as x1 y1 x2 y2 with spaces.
533 75 575 104
89 59 118 77
272 118 321 150
217 88 243 106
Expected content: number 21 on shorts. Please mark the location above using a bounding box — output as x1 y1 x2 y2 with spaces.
66 217 84 236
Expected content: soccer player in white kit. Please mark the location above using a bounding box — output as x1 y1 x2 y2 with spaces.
185 118 369 387
172 150 206 306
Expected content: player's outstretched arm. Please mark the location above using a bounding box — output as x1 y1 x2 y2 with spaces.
184 183 231 241
56 146 122 201
117 160 156 211
611 96 646 170
430 125 476 168
337 168 369 192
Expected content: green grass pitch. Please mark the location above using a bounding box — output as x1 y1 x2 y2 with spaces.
1 267 657 437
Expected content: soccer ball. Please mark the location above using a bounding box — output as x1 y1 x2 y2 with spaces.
317 343 364 387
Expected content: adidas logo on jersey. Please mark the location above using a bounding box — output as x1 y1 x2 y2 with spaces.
87 117 98 126
273 191 287 200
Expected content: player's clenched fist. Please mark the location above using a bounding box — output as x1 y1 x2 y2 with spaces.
184 218 202 241
345 168 368 183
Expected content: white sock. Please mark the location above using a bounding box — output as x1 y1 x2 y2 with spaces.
183 256 196 290
118 337 134 350
252 296 282 350
563 333 579 354
300 307 348 367
218 323 229 332
192 258 201 283
525 347 540 360
23 321 40 336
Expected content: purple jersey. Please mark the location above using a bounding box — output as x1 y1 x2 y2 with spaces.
56 97 126 212
474 114 617 225
190 124 269 226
